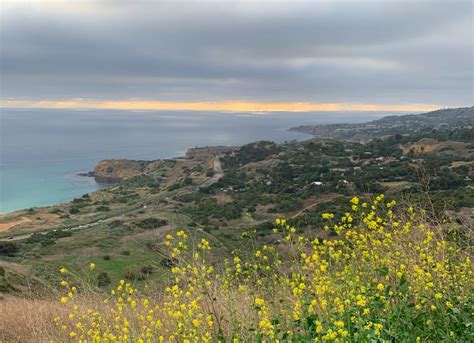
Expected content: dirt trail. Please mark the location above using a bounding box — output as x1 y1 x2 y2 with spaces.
291 194 341 219
0 202 152 242
201 155 224 187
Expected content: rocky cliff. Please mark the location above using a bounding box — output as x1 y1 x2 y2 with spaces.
92 146 238 182
93 159 152 182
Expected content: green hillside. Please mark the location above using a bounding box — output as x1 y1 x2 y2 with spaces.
0 110 473 341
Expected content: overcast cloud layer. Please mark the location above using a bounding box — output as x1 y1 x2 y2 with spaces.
1 0 473 107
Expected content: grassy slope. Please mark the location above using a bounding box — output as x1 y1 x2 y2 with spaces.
0 196 472 342
0 133 472 296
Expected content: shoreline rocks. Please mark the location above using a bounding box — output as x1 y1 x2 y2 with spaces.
76 171 95 177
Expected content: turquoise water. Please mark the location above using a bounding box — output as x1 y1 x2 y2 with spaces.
0 109 386 212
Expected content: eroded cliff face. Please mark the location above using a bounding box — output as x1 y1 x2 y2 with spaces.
186 146 238 159
92 147 228 183
93 159 152 182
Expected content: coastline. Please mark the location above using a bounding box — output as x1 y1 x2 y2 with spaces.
0 108 319 216
1 124 311 215
0 143 234 240
0 144 239 216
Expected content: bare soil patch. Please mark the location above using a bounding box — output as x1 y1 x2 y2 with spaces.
0 217 31 232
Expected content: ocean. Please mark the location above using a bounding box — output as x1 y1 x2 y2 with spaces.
0 109 388 212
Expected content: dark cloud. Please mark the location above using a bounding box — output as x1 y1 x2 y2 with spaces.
1 0 472 105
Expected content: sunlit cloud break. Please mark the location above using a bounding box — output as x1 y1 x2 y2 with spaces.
0 99 442 113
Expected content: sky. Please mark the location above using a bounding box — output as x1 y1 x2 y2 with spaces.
0 0 473 112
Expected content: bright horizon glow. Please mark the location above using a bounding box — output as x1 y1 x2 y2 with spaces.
0 99 443 112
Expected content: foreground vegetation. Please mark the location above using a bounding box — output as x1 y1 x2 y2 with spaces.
3 196 469 342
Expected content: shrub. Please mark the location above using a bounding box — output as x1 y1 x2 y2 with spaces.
140 265 153 276
108 220 124 228
96 206 110 212
167 183 182 191
48 230 72 239
40 239 55 247
48 208 63 215
97 272 111 287
26 230 72 246
54 195 473 342
135 217 168 230
124 271 136 280
69 207 80 214
0 242 18 257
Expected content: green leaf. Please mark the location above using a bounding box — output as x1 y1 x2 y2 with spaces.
398 273 408 294
306 315 316 332
376 266 389 276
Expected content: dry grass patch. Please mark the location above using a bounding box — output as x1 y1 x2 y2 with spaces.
0 217 31 233
0 298 67 342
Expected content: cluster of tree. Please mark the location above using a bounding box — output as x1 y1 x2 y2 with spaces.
167 177 194 191
122 174 160 190
68 194 93 214
134 217 168 230
25 229 73 247
0 242 18 257
411 127 474 143
186 198 243 224
221 141 281 168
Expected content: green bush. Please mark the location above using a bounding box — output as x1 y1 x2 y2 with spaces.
97 272 111 287
69 207 80 214
135 218 168 230
0 242 19 257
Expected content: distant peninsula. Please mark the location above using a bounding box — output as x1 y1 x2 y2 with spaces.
289 106 474 143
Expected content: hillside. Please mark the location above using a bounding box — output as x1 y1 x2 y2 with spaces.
1 125 472 294
290 106 474 142
1 195 473 341
0 118 473 341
